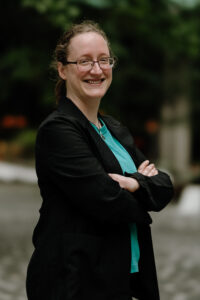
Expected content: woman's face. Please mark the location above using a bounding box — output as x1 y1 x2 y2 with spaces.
59 32 113 103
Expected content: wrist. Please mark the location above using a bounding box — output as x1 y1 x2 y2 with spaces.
129 178 140 192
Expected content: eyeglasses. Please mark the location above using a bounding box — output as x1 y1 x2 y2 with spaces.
65 57 115 72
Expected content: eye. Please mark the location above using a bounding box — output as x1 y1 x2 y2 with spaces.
78 59 92 66
99 57 109 64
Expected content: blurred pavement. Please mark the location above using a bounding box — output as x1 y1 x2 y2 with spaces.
0 170 199 299
0 162 37 183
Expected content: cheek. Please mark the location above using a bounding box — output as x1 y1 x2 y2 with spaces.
68 68 84 82
105 69 112 79
78 70 90 80
106 70 112 84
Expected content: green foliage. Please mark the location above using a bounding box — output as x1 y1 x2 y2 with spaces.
1 0 200 144
21 0 80 28
71 0 113 9
14 129 37 147
169 0 200 9
165 6 200 60
11 129 37 157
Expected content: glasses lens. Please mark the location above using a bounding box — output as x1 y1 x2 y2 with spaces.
77 58 115 71
77 59 93 71
99 58 115 69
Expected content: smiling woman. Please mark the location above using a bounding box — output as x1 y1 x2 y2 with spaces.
57 31 113 112
26 20 174 300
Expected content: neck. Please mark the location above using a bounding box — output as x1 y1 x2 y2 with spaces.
67 94 101 126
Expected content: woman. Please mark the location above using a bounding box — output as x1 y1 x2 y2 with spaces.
26 20 173 300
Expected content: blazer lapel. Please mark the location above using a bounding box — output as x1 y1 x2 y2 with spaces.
101 114 139 166
57 97 123 174
86 124 123 174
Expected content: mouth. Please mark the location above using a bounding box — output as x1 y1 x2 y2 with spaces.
83 78 105 85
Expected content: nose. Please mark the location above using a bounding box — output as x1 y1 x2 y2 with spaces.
90 61 103 74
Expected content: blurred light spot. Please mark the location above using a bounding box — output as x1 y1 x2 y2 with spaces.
1 115 28 129
145 120 159 134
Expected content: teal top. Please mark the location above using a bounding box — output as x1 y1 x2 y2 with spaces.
90 118 140 273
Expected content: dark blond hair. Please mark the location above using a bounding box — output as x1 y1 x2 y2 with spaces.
52 20 112 103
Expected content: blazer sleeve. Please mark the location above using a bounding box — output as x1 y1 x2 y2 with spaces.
35 118 152 225
126 145 174 212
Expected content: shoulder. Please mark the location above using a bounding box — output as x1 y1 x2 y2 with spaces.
36 106 93 152
38 110 86 134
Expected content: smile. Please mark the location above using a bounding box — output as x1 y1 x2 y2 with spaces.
84 79 105 84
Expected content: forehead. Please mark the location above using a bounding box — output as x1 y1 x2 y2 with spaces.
68 32 110 58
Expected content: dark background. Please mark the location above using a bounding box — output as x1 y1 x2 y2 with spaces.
1 0 200 177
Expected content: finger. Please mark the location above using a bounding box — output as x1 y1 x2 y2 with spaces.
108 173 124 183
146 167 158 177
147 169 158 177
108 173 128 189
108 173 121 179
138 160 149 172
151 169 158 176
142 164 155 176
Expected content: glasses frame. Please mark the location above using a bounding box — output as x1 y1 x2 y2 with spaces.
65 57 116 71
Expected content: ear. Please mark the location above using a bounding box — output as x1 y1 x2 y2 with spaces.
57 62 67 80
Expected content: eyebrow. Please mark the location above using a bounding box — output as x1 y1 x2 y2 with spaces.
81 50 110 56
77 53 110 59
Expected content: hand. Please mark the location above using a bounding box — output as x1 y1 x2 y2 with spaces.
108 173 140 192
138 160 158 177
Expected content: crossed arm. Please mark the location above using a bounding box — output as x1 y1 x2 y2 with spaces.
37 119 173 219
108 160 158 192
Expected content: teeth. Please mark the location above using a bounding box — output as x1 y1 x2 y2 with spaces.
86 80 102 84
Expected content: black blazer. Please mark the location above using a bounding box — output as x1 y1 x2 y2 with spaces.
26 96 173 300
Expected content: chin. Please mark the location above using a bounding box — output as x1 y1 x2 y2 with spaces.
85 88 108 100
87 93 106 101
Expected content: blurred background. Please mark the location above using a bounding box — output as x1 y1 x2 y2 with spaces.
0 0 200 299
